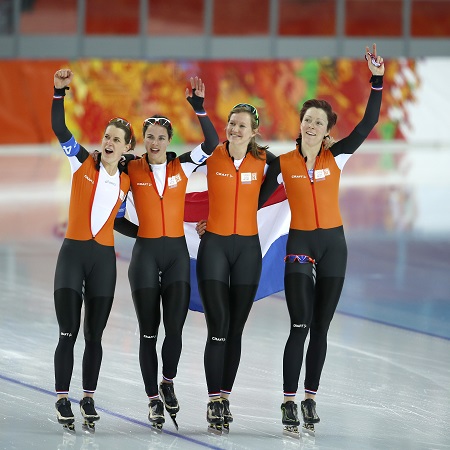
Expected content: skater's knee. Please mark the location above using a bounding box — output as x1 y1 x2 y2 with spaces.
226 324 245 339
289 322 310 340
84 328 104 342
140 332 158 345
58 328 78 343
163 329 183 341
207 334 227 345
309 323 330 338
291 318 310 331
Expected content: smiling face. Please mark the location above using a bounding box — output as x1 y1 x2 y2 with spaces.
144 124 171 165
226 112 257 148
101 125 130 167
300 107 329 147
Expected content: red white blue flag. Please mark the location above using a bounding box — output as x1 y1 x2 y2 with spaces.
183 187 290 312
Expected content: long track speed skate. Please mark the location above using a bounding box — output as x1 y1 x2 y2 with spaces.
159 382 179 430
80 397 100 433
55 398 75 432
148 398 165 431
206 400 224 435
300 398 320 436
221 398 233 432
281 401 300 438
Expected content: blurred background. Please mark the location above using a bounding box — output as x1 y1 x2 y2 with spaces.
1 0 450 340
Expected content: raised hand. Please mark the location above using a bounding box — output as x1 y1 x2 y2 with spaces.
54 69 74 89
185 76 206 112
365 43 385 76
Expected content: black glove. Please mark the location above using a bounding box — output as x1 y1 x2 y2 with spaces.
186 89 205 113
369 75 383 89
120 153 136 167
54 86 70 96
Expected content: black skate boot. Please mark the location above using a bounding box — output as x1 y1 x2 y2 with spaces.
159 382 179 429
206 400 224 435
301 398 320 435
79 397 100 433
221 398 233 432
148 398 165 430
55 398 75 432
281 401 300 438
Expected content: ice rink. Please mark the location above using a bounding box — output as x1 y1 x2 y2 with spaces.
1 146 450 450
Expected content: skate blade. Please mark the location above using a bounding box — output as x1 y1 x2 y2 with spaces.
208 423 223 435
169 414 179 430
222 422 230 433
62 422 76 433
302 423 316 436
283 425 300 439
150 422 164 431
82 421 96 433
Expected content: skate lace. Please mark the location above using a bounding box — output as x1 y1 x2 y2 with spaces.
282 402 298 422
302 399 318 420
222 399 232 418
208 401 223 420
80 398 97 417
150 400 164 417
160 383 177 406
57 399 74 417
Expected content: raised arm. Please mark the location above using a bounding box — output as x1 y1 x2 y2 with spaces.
185 76 219 155
52 69 90 168
356 43 384 133
52 69 74 143
331 44 385 157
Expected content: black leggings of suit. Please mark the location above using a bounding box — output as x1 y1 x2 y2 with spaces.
54 239 116 393
128 236 190 398
196 232 262 396
282 226 347 395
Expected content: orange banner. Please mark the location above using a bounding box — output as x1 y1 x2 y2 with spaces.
0 58 416 145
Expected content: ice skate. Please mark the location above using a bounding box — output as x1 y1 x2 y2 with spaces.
221 398 233 432
55 398 75 432
281 401 300 438
79 397 99 433
301 398 320 436
206 400 224 435
159 382 179 430
148 398 165 431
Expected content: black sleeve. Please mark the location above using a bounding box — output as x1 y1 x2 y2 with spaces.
118 153 137 175
265 150 277 165
198 115 220 155
331 76 383 157
258 156 281 209
51 87 72 143
114 217 138 238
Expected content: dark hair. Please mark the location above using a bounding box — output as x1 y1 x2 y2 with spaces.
298 99 338 141
106 118 136 151
228 105 268 160
142 115 173 140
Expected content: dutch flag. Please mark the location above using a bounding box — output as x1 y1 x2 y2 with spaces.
183 182 290 312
